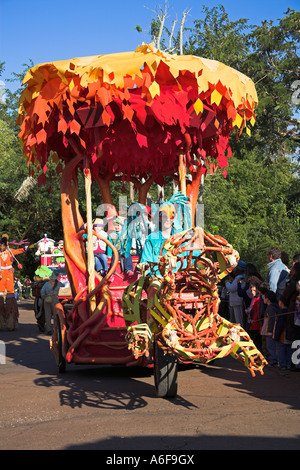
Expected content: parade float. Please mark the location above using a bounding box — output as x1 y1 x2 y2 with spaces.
18 43 267 396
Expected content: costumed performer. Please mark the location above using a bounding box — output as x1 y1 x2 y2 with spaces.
139 193 195 329
0 234 26 331
119 203 152 259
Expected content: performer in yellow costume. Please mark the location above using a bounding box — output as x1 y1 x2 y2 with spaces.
0 234 25 330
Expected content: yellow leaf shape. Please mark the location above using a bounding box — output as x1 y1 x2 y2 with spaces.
193 98 203 115
210 89 222 106
148 80 160 98
232 113 243 128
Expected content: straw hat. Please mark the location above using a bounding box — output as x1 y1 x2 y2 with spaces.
93 218 104 227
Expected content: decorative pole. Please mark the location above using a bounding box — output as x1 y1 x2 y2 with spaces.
178 153 186 196
84 157 96 313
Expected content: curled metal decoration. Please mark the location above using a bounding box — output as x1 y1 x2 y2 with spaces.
123 228 267 377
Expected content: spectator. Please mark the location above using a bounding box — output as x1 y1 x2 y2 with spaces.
237 262 262 310
263 290 280 367
225 264 246 327
279 262 300 370
276 296 293 370
245 282 262 350
281 251 290 271
24 276 31 299
292 253 300 267
292 296 300 371
257 281 269 359
14 278 22 302
267 247 289 298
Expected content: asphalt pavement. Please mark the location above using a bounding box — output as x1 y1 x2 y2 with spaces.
0 299 300 451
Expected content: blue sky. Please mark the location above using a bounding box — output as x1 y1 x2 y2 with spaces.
0 0 299 92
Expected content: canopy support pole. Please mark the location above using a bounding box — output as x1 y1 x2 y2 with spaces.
178 153 186 196
84 156 96 314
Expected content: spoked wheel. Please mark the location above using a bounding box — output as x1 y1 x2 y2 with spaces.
55 313 66 373
153 340 178 398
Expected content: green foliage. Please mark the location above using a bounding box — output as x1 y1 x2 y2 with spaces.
185 5 250 69
203 150 300 276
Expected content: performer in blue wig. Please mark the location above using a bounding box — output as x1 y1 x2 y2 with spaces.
140 192 192 276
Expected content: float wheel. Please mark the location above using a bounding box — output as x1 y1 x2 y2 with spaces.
55 314 66 373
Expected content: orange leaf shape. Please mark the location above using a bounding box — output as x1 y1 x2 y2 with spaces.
36 128 47 145
70 119 81 135
57 117 68 134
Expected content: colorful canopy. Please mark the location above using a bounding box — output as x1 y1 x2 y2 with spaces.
18 43 258 184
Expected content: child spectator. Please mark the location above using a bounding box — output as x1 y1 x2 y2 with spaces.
107 216 134 276
92 218 108 276
245 283 262 350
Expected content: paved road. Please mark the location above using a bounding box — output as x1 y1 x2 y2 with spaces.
0 299 299 451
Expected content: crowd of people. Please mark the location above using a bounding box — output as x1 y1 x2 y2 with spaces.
222 249 300 371
13 275 32 302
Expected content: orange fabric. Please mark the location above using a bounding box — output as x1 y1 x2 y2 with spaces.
0 249 13 270
0 248 24 295
0 270 14 295
18 43 258 183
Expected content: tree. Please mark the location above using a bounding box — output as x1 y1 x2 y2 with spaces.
243 9 300 155
203 148 300 275
185 5 250 69
136 1 191 53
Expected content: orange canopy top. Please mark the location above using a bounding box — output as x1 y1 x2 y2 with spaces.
18 43 258 183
